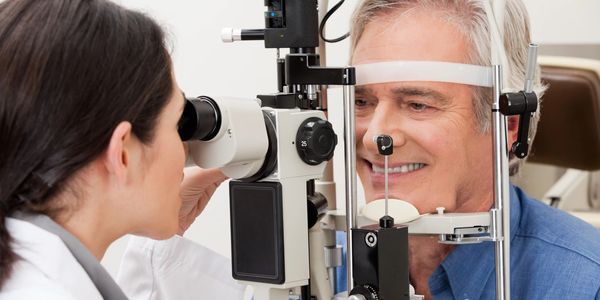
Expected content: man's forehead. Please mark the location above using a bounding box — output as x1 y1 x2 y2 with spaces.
351 8 469 66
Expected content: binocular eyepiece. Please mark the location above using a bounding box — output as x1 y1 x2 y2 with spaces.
178 96 221 142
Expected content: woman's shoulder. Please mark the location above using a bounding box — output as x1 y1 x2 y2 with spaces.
0 258 77 300
4 218 103 300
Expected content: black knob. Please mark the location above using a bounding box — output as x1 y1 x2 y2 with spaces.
375 135 393 156
379 215 394 229
296 117 337 165
350 285 380 300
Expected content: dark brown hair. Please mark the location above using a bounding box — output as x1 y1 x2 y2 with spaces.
0 0 174 288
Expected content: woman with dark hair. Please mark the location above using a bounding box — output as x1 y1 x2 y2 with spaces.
0 0 242 298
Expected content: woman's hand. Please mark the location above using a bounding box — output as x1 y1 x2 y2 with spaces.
178 167 228 235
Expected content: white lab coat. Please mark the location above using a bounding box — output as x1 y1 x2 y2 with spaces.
117 233 246 299
0 217 246 300
0 218 103 300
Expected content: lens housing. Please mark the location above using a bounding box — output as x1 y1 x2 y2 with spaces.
178 96 221 141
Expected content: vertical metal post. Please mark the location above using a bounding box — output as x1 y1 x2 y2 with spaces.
524 44 539 93
492 65 511 300
385 156 389 216
317 0 330 112
343 84 357 292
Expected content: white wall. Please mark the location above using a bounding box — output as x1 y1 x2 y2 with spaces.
102 0 600 276
525 0 600 44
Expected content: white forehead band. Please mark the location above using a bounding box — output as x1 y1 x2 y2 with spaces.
354 61 494 87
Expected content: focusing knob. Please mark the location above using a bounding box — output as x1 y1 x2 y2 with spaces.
296 117 338 165
349 285 380 300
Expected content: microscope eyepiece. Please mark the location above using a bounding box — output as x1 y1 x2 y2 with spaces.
178 96 221 142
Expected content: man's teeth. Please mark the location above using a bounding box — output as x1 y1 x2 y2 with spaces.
372 163 426 174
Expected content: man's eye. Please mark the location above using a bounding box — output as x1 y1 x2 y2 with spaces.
409 102 428 111
355 99 368 107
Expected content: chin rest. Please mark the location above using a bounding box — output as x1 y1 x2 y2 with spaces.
529 56 600 171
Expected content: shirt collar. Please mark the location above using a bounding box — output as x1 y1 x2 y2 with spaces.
429 185 522 299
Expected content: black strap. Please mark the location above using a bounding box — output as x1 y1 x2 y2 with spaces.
12 212 129 300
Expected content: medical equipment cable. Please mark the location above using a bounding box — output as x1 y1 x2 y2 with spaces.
319 0 350 43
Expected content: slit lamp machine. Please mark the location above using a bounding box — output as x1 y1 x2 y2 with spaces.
177 1 540 299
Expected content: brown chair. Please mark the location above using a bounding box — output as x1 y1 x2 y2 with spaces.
523 56 600 228
529 56 600 171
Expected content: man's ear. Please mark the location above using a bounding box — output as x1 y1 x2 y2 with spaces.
507 115 519 148
104 121 133 183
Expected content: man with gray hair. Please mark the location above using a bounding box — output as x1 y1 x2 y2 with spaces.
348 0 600 298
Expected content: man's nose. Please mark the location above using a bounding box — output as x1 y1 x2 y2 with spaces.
363 105 406 153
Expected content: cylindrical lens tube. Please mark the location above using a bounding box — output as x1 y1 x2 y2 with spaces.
178 96 221 141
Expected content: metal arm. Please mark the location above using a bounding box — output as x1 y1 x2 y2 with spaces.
492 65 511 300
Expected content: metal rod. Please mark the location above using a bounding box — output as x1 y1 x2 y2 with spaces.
327 268 337 294
385 156 389 216
307 84 318 101
317 0 329 111
343 84 357 292
524 44 538 93
492 65 511 300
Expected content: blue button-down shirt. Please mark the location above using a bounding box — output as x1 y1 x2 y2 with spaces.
429 185 600 299
337 185 600 299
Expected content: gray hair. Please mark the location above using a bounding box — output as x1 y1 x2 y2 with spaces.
350 0 547 175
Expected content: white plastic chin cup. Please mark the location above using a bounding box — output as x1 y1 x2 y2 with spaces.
354 60 493 87
362 199 421 224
